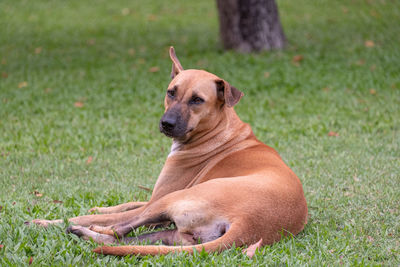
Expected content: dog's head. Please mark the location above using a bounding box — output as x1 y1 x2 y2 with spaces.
159 47 244 142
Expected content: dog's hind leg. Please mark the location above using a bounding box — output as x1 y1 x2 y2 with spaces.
88 201 147 214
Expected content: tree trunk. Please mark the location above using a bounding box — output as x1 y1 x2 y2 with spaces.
216 0 286 52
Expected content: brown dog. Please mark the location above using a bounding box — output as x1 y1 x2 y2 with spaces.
32 47 308 256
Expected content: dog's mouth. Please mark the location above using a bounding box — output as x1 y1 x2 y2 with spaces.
159 121 194 140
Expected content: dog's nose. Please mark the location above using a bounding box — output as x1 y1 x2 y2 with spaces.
161 117 176 131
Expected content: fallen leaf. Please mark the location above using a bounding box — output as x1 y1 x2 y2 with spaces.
0 244 3 249
147 14 157 21
52 200 63 204
264 72 270 78
87 39 96 46
18 81 28 88
34 190 43 197
86 156 93 164
29 257 33 265
128 48 135 56
356 59 366 66
12 201 16 205
369 89 377 95
342 7 349 13
367 236 374 242
370 10 379 17
35 47 42 54
1 72 8 78
137 185 151 192
1 58 6 65
328 131 339 137
242 238 263 258
292 55 304 63
370 64 376 71
149 66 160 73
74 101 84 108
364 40 375 48
121 8 130 16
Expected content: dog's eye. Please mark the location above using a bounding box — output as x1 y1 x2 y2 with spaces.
167 90 175 98
189 96 204 105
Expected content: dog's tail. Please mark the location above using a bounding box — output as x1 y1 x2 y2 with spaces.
92 222 247 256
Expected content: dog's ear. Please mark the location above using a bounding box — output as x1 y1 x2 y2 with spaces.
215 79 244 108
169 46 184 79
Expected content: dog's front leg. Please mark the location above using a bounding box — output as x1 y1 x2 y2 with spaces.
31 205 146 228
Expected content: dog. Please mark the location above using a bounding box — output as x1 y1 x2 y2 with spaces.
32 47 308 256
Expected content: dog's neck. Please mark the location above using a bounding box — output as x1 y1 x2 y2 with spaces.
168 108 254 159
168 140 183 157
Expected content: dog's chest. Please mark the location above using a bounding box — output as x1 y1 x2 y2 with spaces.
168 141 182 157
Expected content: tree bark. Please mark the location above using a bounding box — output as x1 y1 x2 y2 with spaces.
216 0 286 52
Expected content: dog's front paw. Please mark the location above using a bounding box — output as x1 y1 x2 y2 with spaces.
66 225 86 237
67 225 116 244
27 219 63 227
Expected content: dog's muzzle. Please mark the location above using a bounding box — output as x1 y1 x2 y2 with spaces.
159 107 187 138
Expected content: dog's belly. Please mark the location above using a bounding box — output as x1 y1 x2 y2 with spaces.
168 199 231 244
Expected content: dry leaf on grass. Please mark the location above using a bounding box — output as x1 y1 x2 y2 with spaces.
149 66 160 73
147 14 157 21
34 190 43 197
87 39 96 46
369 89 377 95
264 72 270 78
364 40 375 47
86 156 93 164
128 48 135 56
138 185 151 192
74 101 84 108
29 257 33 265
35 47 42 54
18 81 28 88
1 72 8 78
0 244 3 249
242 238 263 258
121 8 130 16
52 200 63 204
292 55 304 63
328 131 339 137
356 59 366 66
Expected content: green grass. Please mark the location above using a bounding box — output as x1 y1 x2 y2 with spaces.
1 0 399 265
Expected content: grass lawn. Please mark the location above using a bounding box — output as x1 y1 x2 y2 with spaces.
1 0 399 265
